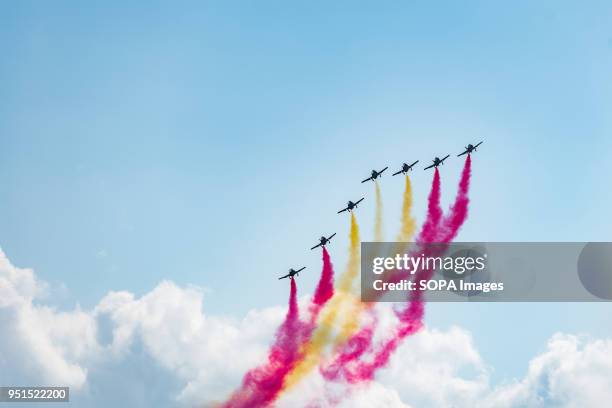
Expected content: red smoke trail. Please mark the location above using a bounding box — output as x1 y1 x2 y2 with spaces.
357 169 443 300
223 248 335 407
222 279 303 408
416 168 443 243
320 169 443 382
308 247 335 322
318 310 377 381
321 156 472 384
301 247 335 345
437 154 471 242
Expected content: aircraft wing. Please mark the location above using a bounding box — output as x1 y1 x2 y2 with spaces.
296 267 306 273
361 177 373 183
474 141 483 148
379 166 388 174
424 163 435 170
457 150 468 157
410 160 419 167
311 243 322 250
337 207 348 214
328 233 336 240
278 274 291 280
355 198 364 205
392 170 402 176
441 155 450 162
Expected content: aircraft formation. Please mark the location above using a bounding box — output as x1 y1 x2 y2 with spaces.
278 141 483 280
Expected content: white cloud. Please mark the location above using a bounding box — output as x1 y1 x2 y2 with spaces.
0 248 284 406
484 334 612 408
94 281 286 405
276 373 413 408
0 249 97 389
274 314 488 408
0 249 46 306
338 383 413 408
1 247 612 408
378 325 490 408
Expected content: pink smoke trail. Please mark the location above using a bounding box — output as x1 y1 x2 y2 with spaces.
318 310 378 381
320 169 443 382
437 154 471 242
320 168 442 382
322 156 472 384
308 247 335 321
223 248 335 407
222 279 304 408
416 168 443 243
301 246 336 345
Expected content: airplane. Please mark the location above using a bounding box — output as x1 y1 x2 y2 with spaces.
392 160 419 176
337 198 364 214
361 167 388 183
278 267 306 280
457 141 483 157
424 155 450 170
310 233 336 250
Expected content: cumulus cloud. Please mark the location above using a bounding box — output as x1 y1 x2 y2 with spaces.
276 372 413 408
275 319 488 408
377 325 489 408
0 249 97 389
1 247 612 408
0 248 284 406
94 281 286 405
485 334 612 408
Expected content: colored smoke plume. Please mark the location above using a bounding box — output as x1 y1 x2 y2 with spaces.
374 181 384 242
437 154 471 242
309 246 335 319
222 278 304 408
224 244 336 406
320 168 443 382
396 175 416 242
282 213 360 391
416 168 442 243
322 156 473 384
321 173 419 387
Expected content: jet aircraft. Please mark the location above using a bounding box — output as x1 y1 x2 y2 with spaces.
424 155 450 170
361 167 388 183
337 198 365 214
311 233 337 250
278 267 306 280
457 141 483 157
392 160 419 176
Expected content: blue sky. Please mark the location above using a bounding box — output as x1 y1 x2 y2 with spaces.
1 0 612 390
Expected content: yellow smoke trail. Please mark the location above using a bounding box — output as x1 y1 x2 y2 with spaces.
362 174 417 300
396 175 416 242
374 181 384 242
334 181 385 345
331 176 417 364
280 176 416 394
282 212 360 390
338 175 416 340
